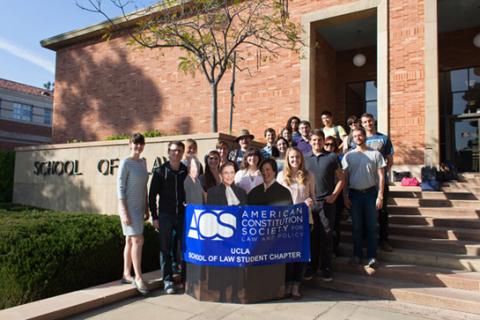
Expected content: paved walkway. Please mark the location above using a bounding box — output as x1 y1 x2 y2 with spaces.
71 287 480 320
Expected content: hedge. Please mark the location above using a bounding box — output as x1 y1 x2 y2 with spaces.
0 208 160 309
105 130 167 141
0 150 15 202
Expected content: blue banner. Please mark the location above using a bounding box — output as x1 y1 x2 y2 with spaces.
183 203 310 267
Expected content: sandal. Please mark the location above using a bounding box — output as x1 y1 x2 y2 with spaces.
120 277 133 284
292 292 303 300
134 279 150 296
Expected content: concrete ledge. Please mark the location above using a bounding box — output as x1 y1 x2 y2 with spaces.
13 132 235 152
0 270 162 320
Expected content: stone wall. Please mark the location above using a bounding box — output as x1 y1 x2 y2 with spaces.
13 133 246 214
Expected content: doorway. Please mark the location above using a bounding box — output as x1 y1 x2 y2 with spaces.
440 67 480 172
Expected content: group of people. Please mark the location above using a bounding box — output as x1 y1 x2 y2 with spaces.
116 111 394 300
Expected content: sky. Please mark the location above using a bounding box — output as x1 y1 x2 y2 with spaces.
0 0 157 89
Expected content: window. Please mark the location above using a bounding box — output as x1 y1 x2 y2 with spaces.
440 67 480 116
12 103 33 122
346 80 378 119
43 109 52 125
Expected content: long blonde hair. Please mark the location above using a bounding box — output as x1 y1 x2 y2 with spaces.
283 147 309 186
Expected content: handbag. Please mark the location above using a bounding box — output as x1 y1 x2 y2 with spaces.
401 177 420 186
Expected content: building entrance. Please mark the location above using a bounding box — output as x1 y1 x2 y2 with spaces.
450 116 479 172
440 67 480 172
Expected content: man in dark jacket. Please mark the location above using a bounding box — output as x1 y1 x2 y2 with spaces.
149 141 188 294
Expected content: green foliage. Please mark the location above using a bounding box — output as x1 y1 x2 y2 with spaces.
105 130 166 141
0 209 159 309
105 133 131 141
143 130 166 138
0 151 15 203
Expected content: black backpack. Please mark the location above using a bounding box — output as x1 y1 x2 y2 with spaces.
421 166 438 182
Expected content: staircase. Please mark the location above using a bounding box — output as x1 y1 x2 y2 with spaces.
310 173 480 315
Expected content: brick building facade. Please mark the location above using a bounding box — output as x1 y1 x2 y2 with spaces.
0 79 53 150
42 0 480 172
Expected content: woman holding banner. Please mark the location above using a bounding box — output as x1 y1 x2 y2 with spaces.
247 159 302 299
195 162 247 302
277 147 315 299
207 162 247 205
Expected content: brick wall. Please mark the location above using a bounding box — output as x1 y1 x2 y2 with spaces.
52 0 478 165
388 0 425 164
52 0 355 144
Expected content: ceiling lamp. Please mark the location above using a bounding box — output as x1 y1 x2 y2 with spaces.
353 53 367 67
473 32 480 48
352 30 366 67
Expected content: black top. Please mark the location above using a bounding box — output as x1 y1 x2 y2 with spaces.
304 151 339 201
148 161 188 220
247 181 293 206
206 183 247 206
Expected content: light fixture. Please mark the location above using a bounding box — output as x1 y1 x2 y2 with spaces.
353 53 367 67
473 32 480 48
352 30 366 67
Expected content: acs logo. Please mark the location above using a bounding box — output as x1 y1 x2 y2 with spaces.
187 209 236 240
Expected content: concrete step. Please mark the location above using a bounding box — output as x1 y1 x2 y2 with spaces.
389 190 479 200
0 270 163 320
332 256 480 291
459 173 480 179
390 184 479 194
470 186 480 194
444 180 480 187
388 198 480 208
341 232 480 255
338 245 480 271
341 223 480 241
388 215 480 229
309 273 480 315
387 206 480 218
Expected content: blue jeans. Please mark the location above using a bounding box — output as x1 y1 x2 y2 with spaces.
158 214 185 282
350 187 378 260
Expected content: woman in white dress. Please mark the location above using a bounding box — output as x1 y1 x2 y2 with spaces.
234 147 263 194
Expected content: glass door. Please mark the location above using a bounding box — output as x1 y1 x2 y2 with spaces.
440 66 480 172
451 116 479 172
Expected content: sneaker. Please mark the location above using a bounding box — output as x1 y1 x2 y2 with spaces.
164 281 176 295
367 258 379 269
303 268 315 281
348 256 362 266
380 241 393 252
321 269 333 282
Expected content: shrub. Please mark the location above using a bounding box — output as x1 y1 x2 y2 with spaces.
0 209 159 309
0 150 15 202
105 130 167 141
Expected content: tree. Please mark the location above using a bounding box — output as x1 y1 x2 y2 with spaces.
43 81 54 91
78 0 304 132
